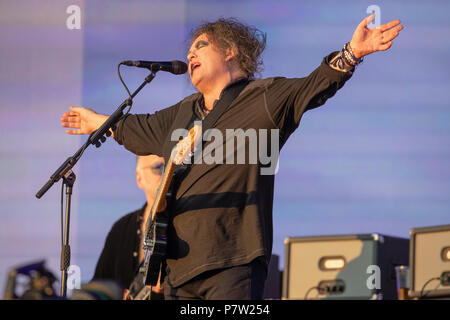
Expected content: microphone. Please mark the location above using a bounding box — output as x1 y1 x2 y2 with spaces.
121 60 187 75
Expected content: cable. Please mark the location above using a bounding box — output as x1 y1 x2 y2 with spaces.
419 276 441 299
117 63 133 117
83 62 135 150
118 63 132 99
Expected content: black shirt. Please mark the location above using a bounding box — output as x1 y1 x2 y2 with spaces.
92 205 165 299
92 206 144 289
113 52 352 287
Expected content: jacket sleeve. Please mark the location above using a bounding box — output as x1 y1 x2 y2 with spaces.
265 52 352 142
113 101 181 156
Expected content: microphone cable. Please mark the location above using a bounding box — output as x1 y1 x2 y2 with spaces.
117 62 134 118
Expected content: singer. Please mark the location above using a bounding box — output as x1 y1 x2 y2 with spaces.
60 16 403 300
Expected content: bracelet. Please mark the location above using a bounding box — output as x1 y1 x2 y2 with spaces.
342 42 363 67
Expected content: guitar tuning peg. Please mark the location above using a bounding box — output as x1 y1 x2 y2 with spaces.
95 141 101 148
100 136 106 143
105 130 112 137
111 125 117 131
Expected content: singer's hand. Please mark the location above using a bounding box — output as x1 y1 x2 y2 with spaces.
349 14 403 58
61 106 109 135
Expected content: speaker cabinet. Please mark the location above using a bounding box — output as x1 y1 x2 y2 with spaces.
409 224 450 298
283 234 409 300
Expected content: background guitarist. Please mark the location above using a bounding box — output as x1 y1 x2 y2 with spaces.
92 155 165 299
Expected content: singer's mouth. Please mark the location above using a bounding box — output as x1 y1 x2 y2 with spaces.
191 62 201 75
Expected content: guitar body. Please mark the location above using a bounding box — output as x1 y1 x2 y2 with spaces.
142 207 169 286
124 206 168 300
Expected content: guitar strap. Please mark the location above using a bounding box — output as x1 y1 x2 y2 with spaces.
165 78 250 197
200 77 250 135
162 77 250 163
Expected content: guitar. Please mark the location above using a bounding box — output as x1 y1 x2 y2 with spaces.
124 124 201 300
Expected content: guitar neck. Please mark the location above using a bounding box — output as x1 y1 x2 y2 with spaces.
150 155 175 222
146 125 199 227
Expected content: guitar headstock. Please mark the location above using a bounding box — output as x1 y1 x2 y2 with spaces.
172 124 202 165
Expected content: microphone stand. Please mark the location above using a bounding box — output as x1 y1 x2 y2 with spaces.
60 170 75 298
36 70 157 298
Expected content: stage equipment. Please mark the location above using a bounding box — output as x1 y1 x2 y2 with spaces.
120 60 187 74
409 224 450 299
282 233 409 300
3 260 57 300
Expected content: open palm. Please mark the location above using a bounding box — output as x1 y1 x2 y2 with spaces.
350 14 403 58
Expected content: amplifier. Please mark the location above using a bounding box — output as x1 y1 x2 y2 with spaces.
409 224 450 298
282 234 409 300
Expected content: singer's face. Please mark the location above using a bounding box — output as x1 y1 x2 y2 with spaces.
187 33 228 89
136 155 164 196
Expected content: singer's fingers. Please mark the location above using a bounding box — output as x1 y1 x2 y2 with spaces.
381 25 403 43
358 14 375 30
60 115 78 123
60 115 80 123
378 41 393 51
379 19 401 32
60 112 71 120
61 121 81 128
61 110 80 119
70 106 84 112
66 129 83 135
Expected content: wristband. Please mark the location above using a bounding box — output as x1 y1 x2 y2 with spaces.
342 42 363 67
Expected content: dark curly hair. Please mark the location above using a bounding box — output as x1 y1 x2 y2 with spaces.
189 18 267 79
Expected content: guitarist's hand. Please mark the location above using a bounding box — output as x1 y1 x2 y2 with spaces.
152 272 164 294
123 272 164 300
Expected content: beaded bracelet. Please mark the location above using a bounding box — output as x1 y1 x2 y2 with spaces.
342 49 355 66
342 42 363 67
344 43 356 65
